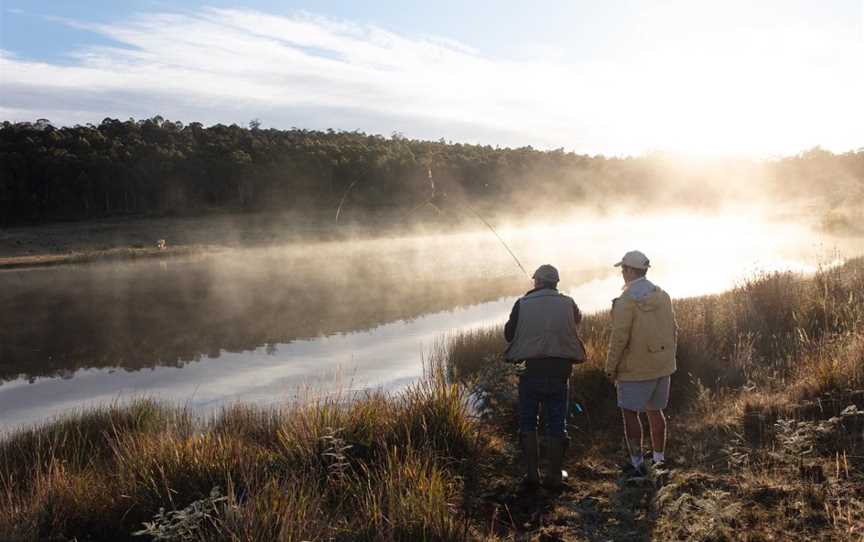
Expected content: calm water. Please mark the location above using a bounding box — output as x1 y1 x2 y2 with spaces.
1 211 860 432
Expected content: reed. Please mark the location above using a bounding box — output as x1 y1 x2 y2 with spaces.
0 361 490 541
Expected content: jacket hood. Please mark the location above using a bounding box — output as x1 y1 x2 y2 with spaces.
624 278 655 299
624 278 665 311
632 288 666 312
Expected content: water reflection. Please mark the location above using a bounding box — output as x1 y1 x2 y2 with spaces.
0 244 534 383
0 297 516 430
0 212 860 432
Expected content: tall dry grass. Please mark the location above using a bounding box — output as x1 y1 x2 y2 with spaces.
448 257 864 419
0 362 490 541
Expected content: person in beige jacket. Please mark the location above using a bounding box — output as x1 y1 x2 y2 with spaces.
605 250 677 479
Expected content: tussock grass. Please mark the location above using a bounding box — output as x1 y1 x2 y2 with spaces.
0 399 183 495
791 331 864 403
356 447 463 540
445 329 507 382
0 362 491 541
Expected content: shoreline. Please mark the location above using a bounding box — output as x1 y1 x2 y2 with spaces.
2 259 863 540
0 245 216 270
0 211 329 270
0 210 459 270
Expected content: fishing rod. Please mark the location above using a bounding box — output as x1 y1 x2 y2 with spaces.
333 166 531 279
334 178 361 225
418 166 530 279
457 201 530 279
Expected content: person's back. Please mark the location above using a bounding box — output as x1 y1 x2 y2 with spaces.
605 251 678 481
505 287 585 374
607 277 677 382
504 264 585 489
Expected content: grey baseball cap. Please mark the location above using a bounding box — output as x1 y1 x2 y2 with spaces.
532 264 560 283
614 250 651 270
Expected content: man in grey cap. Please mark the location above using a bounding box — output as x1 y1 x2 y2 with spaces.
504 264 586 489
605 250 678 480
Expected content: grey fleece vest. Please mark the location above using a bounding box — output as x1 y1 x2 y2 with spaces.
505 289 586 362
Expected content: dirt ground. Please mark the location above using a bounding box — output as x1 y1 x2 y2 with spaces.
474 404 864 541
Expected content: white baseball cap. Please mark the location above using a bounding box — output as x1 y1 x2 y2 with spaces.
614 250 651 270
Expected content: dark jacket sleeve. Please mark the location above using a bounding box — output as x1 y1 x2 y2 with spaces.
504 299 520 342
573 300 582 325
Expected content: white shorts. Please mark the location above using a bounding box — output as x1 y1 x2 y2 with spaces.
617 376 671 412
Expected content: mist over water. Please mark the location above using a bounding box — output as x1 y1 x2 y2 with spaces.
1 209 860 432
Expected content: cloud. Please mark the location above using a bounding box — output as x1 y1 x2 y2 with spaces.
1 6 862 155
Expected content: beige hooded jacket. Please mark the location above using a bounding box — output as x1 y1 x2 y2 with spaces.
605 279 678 381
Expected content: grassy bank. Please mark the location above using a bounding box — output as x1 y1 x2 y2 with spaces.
0 365 492 541
2 259 863 541
447 257 864 540
0 212 320 270
0 210 456 270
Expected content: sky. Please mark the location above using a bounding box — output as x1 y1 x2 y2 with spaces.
1 1 862 156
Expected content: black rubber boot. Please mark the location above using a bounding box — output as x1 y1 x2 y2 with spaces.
520 431 540 489
544 437 569 489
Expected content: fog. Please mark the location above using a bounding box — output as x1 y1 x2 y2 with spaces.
1 201 861 432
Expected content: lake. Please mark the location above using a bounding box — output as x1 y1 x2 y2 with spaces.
1 209 860 432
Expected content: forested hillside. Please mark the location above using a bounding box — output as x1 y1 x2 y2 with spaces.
1 117 862 227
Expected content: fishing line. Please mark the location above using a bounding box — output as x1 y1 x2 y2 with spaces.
457 201 530 279
333 167 531 279
418 167 530 279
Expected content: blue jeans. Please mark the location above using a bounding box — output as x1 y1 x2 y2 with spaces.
518 375 569 439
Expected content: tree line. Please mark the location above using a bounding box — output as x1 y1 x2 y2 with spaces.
1 116 862 227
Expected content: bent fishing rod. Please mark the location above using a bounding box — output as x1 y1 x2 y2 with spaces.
333 167 531 279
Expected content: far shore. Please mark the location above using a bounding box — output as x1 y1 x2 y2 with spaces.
0 245 216 270
0 210 448 270
3 205 860 271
